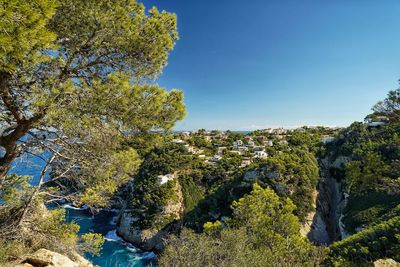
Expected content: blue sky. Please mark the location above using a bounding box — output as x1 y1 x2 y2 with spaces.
143 0 400 131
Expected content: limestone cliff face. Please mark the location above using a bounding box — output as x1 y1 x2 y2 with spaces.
300 190 318 238
11 249 93 267
117 179 184 251
307 156 350 245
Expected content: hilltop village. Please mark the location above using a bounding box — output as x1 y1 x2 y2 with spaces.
115 125 343 252
169 127 339 169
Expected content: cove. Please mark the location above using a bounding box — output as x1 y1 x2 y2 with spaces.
64 206 156 267
9 151 156 267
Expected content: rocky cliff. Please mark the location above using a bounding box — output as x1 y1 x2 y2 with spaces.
117 178 184 251
307 156 350 245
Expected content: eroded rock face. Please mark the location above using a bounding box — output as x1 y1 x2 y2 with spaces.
117 179 184 251
308 157 350 245
117 216 170 251
13 249 93 267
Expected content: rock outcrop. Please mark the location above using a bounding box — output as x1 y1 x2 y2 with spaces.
374 259 400 267
300 190 318 238
117 178 184 251
11 249 93 267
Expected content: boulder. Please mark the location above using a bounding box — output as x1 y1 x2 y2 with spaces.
13 249 93 267
374 259 400 267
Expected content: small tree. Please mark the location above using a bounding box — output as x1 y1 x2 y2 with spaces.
373 88 400 122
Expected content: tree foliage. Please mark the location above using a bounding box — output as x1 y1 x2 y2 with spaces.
0 0 184 211
160 184 325 267
373 88 400 122
0 0 185 260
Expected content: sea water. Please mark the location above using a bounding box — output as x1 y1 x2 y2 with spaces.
64 206 156 267
9 151 155 267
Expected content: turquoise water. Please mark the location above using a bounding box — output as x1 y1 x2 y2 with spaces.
64 206 156 267
9 150 156 267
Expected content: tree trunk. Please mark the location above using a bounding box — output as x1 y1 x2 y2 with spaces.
0 71 37 184
0 121 36 181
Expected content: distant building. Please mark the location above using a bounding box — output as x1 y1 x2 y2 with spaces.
217 147 227 155
253 145 265 151
263 140 273 146
240 158 252 168
246 140 256 147
233 140 244 147
180 132 191 139
184 144 195 153
210 155 223 162
253 150 268 159
171 139 185 144
236 146 249 152
364 116 389 127
278 140 288 146
157 174 174 185
204 135 212 142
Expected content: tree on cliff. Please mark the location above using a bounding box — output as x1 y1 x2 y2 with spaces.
160 184 325 266
0 0 185 253
373 88 400 122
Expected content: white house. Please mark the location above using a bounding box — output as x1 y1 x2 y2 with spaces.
157 174 174 185
263 140 273 147
364 116 389 127
184 144 195 153
253 150 268 159
171 139 185 144
237 146 249 152
217 147 227 155
210 155 223 162
233 140 244 147
253 145 265 151
246 140 256 147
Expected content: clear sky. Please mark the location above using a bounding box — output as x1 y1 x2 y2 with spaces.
143 0 400 131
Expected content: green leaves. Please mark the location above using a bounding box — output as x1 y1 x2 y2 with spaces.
160 183 322 266
230 183 300 241
49 0 178 80
0 0 185 208
0 3 186 257
328 216 400 264
372 89 400 122
0 0 58 72
80 233 105 256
